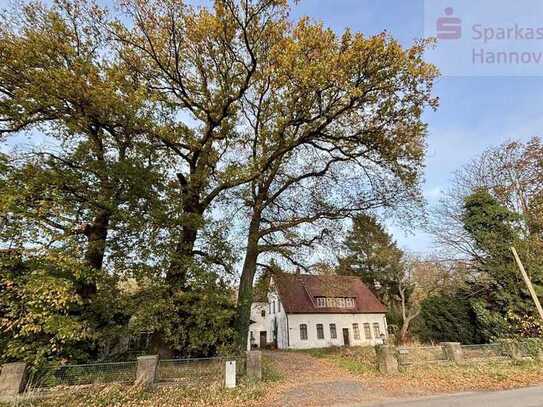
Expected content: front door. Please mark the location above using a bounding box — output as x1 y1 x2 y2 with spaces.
343 328 350 347
259 331 267 348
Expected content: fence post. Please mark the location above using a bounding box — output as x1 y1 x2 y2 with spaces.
440 342 464 363
501 340 522 361
396 348 410 367
0 362 27 397
247 351 262 381
225 360 236 388
375 345 398 374
135 355 159 387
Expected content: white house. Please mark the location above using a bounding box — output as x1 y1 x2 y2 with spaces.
248 272 388 350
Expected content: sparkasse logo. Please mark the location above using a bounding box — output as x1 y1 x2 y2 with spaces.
436 7 462 40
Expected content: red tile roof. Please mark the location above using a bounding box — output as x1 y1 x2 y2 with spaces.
272 272 386 314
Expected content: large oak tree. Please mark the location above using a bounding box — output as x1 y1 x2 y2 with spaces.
0 0 162 298
231 22 438 347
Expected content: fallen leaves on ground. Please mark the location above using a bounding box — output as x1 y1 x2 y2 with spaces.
8 348 543 406
317 347 543 398
8 381 267 407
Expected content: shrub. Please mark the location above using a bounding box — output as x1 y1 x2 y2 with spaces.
0 251 129 368
414 295 483 344
127 265 237 358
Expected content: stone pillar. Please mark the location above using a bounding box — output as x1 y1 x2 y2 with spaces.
247 351 262 381
441 342 464 363
375 345 398 374
0 362 27 397
501 340 522 361
135 355 159 387
225 360 236 388
396 348 410 367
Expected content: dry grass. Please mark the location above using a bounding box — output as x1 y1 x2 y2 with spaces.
392 360 543 394
310 346 543 398
0 380 268 407
4 349 543 406
0 358 283 407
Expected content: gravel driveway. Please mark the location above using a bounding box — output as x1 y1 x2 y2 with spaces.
264 351 370 406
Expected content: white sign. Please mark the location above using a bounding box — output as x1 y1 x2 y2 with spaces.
225 360 236 389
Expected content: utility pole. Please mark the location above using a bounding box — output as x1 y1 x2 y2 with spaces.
511 246 543 322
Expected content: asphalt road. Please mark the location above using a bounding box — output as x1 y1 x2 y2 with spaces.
366 386 543 407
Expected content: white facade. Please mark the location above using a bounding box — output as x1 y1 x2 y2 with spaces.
247 276 388 350
267 286 289 349
285 313 387 349
247 302 268 350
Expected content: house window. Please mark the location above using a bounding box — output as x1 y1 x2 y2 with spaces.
300 324 308 340
373 323 381 338
315 297 356 308
272 301 275 314
330 324 337 339
278 301 281 312
316 324 324 339
353 323 360 340
269 303 271 313
363 323 372 339
261 310 266 318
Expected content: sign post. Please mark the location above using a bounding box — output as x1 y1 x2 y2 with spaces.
225 361 236 389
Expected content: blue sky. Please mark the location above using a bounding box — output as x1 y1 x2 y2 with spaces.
290 0 543 254
3 0 542 255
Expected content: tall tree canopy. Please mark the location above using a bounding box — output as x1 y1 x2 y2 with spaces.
338 214 404 305
461 190 543 339
429 137 543 259
427 139 543 342
109 0 290 286
0 0 163 291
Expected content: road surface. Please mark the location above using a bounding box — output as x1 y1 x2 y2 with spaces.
366 386 543 407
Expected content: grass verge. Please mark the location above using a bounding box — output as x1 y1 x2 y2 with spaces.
302 346 543 396
2 382 266 407
0 355 284 407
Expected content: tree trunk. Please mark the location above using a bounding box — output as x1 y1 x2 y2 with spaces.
398 306 419 345
178 186 201 259
167 175 204 288
81 208 110 299
236 208 262 352
167 221 199 288
398 318 411 345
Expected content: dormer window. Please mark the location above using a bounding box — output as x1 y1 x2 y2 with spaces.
315 297 356 308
